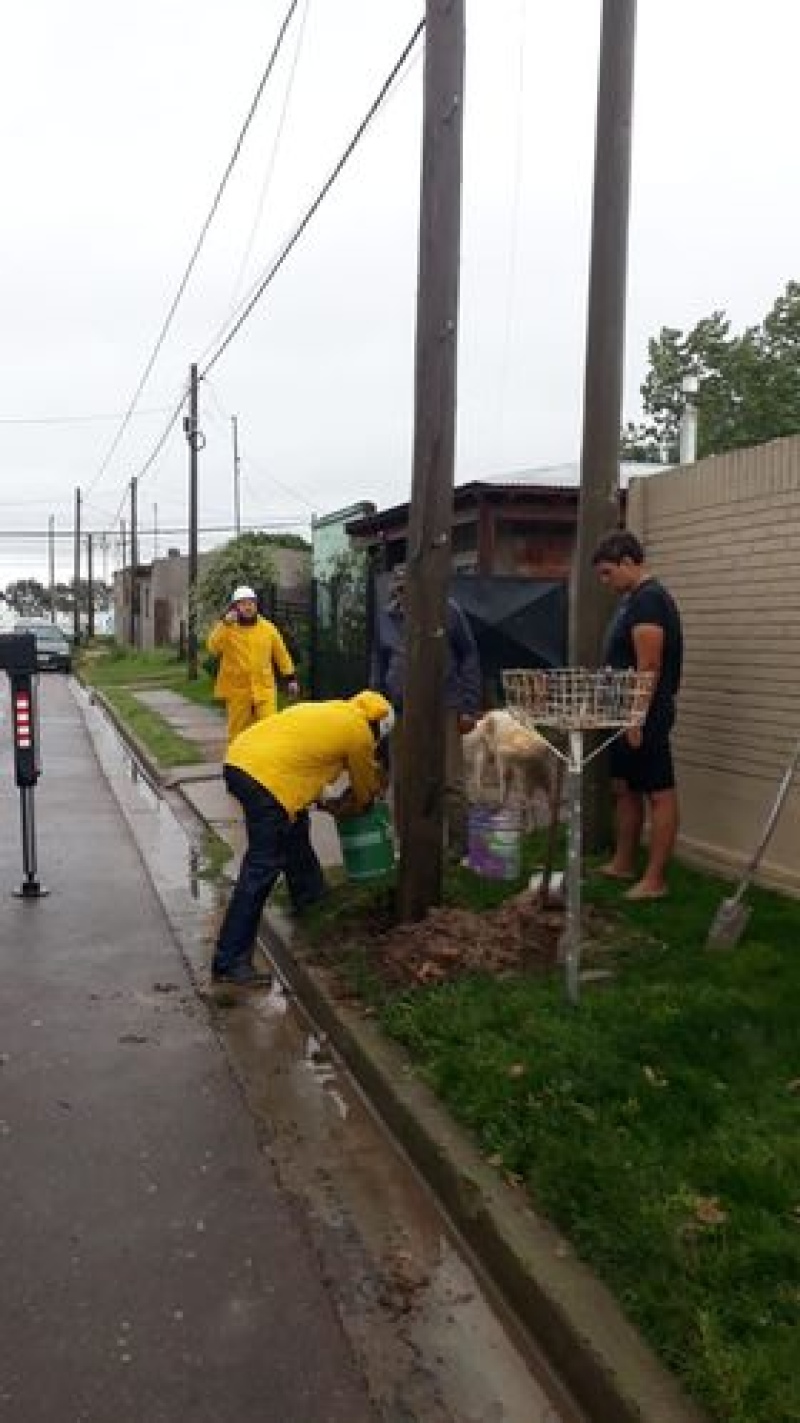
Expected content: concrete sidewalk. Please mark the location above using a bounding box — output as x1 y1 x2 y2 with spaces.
0 677 374 1423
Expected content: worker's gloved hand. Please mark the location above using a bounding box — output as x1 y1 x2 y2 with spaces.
324 790 360 820
286 679 300 698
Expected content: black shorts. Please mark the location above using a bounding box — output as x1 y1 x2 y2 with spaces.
609 728 675 794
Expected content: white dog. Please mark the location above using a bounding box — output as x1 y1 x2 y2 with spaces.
464 709 555 829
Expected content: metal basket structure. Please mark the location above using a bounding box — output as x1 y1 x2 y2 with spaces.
502 667 654 735
502 666 655 1007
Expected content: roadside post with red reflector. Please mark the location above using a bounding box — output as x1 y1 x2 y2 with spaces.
0 633 48 898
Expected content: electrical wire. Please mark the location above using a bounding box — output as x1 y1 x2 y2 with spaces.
0 406 171 427
84 0 302 500
199 17 425 377
223 0 311 322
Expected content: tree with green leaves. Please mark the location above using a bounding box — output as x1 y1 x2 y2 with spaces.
622 280 800 462
195 532 277 628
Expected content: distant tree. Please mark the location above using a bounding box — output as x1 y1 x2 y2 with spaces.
621 281 800 461
195 532 277 628
260 532 311 552
5 578 47 613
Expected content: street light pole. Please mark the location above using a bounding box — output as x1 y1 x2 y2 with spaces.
232 415 241 537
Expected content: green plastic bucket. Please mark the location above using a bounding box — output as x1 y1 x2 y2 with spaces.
336 803 395 882
467 807 522 880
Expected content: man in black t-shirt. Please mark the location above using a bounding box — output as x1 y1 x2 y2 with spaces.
592 530 683 900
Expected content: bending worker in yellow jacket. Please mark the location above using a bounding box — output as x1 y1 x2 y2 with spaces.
207 584 298 746
212 690 393 985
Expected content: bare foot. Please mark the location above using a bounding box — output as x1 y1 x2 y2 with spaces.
598 863 635 881
624 881 667 901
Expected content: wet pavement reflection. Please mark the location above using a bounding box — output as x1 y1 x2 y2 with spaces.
79 684 576 1423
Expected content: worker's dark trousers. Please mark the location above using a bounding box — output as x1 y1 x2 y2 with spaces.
213 767 326 976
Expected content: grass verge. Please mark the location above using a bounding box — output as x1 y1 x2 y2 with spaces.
301 850 800 1423
79 643 218 707
102 686 204 768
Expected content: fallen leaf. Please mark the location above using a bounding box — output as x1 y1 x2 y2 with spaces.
693 1195 728 1227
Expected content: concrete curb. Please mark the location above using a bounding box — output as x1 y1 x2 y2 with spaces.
79 682 167 791
84 677 708 1423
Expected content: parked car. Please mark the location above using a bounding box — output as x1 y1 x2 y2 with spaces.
14 620 72 673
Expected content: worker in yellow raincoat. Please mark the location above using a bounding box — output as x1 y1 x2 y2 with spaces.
212 690 393 985
207 585 299 746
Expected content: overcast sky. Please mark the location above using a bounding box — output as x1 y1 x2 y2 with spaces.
2 0 798 584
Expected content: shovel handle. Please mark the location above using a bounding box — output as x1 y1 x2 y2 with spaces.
738 737 800 890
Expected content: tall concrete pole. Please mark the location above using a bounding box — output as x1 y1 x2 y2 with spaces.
73 488 81 644
187 364 200 680
571 0 637 851
86 533 95 640
232 415 242 537
397 0 466 922
129 477 138 648
48 515 56 623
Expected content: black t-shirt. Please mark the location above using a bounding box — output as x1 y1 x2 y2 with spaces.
603 578 683 733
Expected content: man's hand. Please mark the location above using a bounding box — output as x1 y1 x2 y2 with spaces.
626 725 643 750
323 789 360 820
223 609 238 625
286 678 300 698
458 714 477 735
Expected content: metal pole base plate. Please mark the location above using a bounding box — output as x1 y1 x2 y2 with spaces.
12 882 49 899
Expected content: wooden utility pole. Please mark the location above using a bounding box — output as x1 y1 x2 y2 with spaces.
397 0 466 922
73 488 81 644
86 533 95 640
129 477 138 648
571 0 637 850
232 415 241 537
48 515 56 623
186 364 200 680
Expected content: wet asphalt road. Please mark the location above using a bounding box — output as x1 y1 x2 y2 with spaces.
0 676 377 1423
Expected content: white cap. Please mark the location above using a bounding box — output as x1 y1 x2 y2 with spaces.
230 585 257 605
377 707 395 741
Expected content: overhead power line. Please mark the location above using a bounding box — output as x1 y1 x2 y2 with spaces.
0 519 309 541
85 0 302 500
200 17 426 376
0 406 171 427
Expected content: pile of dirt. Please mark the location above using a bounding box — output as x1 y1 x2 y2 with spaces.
374 894 566 987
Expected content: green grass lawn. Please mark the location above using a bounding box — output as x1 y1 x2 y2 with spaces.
102 686 204 768
79 643 219 707
303 850 800 1423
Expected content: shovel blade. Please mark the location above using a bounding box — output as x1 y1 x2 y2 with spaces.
706 897 752 951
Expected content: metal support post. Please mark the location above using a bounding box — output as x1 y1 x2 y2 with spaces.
561 731 584 1005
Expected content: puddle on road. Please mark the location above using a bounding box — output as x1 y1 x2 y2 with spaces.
78 685 576 1423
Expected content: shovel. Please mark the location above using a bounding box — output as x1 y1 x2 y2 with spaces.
706 736 800 950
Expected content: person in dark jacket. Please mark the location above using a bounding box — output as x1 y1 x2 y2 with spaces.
371 565 481 860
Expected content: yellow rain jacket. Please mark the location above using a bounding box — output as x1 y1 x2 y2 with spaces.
207 616 294 706
226 691 391 817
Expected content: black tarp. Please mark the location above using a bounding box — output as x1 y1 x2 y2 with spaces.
374 572 567 701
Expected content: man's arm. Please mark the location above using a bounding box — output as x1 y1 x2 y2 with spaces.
450 604 481 727
207 622 228 656
628 622 664 745
268 623 295 679
345 729 381 812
